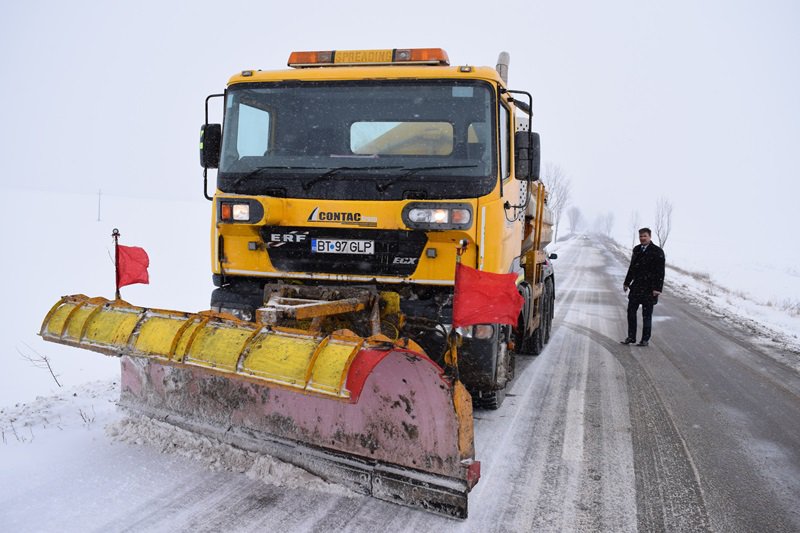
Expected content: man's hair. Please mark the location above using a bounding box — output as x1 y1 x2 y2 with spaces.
638 227 652 236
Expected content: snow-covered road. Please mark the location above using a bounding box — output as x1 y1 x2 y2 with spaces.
3 238 799 532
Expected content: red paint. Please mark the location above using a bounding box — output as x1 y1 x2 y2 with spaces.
466 460 481 488
120 349 473 480
346 347 446 402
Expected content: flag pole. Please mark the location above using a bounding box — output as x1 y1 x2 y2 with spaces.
112 228 121 300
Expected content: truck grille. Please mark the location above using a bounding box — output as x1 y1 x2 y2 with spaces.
260 226 428 277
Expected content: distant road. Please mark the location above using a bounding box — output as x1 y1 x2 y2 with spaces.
2 238 799 532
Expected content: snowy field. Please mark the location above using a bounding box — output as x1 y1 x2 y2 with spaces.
2 188 210 407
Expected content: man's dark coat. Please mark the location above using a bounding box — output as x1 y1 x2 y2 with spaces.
624 243 665 302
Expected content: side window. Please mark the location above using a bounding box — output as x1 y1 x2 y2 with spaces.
237 104 271 157
499 104 510 179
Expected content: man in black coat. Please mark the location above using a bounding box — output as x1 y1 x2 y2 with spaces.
621 227 665 347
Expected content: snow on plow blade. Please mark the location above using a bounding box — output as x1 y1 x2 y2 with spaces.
40 295 480 518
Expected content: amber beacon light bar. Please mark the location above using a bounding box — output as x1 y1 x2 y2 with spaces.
287 48 450 67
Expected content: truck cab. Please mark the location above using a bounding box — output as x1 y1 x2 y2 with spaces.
200 48 554 407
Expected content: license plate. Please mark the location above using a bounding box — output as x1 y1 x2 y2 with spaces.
311 239 375 255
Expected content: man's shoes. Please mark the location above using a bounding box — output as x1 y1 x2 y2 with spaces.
621 338 636 345
636 341 649 347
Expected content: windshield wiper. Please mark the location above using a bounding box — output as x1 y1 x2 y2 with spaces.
301 165 403 191
375 165 479 192
230 166 317 189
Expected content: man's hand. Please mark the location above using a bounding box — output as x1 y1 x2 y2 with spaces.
623 284 629 293
652 290 661 296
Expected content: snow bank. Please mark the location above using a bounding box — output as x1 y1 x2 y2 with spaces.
1 377 357 500
0 380 119 443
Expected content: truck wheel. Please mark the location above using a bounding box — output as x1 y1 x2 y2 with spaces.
543 279 553 344
476 387 506 410
530 324 544 355
210 282 263 322
474 334 511 410
517 325 535 356
546 279 555 341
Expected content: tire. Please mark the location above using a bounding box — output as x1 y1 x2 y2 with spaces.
518 323 537 356
475 387 506 410
474 336 511 410
530 323 544 355
210 282 264 322
547 280 555 338
543 279 554 344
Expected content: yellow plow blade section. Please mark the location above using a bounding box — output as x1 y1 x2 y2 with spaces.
40 295 361 399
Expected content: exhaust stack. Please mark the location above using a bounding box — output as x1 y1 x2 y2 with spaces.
496 51 510 84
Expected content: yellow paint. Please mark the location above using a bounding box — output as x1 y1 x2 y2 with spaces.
64 305 95 341
39 295 377 401
308 339 361 396
81 308 140 347
242 333 319 384
211 66 552 286
228 65 503 86
186 324 258 372
135 315 192 359
452 380 475 458
42 299 78 337
212 192 481 283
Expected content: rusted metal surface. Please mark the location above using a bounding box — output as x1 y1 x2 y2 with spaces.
120 350 479 517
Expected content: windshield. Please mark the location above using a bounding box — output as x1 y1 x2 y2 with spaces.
218 81 496 200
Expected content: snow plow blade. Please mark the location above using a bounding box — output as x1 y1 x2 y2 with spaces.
40 295 479 518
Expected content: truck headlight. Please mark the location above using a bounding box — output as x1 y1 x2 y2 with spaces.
409 208 449 224
232 204 250 221
402 203 473 230
218 199 263 223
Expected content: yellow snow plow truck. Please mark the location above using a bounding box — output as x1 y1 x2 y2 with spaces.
40 48 555 518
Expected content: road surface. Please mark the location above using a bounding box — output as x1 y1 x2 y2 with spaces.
2 238 799 532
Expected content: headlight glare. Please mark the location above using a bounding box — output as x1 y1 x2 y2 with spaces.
409 208 449 224
232 204 250 221
402 203 472 230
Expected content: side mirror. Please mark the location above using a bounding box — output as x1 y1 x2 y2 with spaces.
514 131 530 180
514 131 541 181
200 124 222 169
530 132 541 181
549 253 558 260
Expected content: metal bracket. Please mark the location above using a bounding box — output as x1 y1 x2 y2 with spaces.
256 284 381 335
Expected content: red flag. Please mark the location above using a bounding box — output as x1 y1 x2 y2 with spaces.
117 245 150 288
452 263 524 327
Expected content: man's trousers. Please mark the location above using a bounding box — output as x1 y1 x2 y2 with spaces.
627 296 654 342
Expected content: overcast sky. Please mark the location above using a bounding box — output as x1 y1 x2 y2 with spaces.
3 0 799 268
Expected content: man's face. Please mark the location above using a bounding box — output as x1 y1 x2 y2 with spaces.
639 232 652 246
